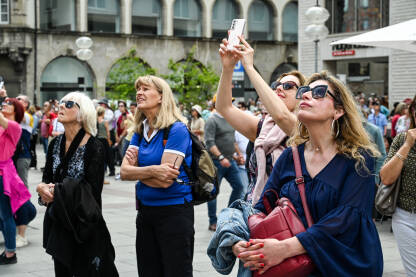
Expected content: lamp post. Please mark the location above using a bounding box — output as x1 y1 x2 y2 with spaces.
75 36 93 93
304 1 330 72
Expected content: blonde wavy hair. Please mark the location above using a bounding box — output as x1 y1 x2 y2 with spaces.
133 75 187 134
287 71 380 172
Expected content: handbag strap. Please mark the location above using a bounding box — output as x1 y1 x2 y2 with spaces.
292 146 314 228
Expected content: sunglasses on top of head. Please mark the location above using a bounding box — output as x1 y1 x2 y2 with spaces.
271 81 298 91
59 100 80 109
296 85 341 103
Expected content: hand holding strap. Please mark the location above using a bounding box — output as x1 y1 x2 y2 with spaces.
292 146 314 228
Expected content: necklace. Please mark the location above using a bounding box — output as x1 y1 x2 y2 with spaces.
308 141 321 152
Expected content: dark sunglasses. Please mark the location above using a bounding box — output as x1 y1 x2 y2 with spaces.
271 81 298 91
2 101 13 106
296 85 340 103
59 100 80 109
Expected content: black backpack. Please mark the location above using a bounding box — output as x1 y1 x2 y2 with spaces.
162 123 219 205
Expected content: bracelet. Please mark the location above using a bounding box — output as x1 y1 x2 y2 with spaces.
395 152 406 161
218 154 225 161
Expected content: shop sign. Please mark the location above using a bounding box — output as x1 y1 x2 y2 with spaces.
332 50 355 56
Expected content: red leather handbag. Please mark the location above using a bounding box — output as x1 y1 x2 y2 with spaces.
248 146 315 277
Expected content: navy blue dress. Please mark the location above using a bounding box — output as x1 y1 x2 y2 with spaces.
254 144 383 277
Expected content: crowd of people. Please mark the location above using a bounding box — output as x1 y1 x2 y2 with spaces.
0 35 415 277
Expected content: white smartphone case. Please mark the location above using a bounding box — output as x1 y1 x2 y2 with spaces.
227 19 246 50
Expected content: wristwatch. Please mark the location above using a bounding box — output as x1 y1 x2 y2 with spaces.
218 154 225 161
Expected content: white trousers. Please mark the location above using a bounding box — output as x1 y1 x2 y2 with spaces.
392 207 416 277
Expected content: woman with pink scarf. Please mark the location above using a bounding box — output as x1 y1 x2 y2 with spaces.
215 36 305 259
0 97 31 265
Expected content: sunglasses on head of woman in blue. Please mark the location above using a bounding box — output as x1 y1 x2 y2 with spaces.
59 100 80 109
296 85 341 103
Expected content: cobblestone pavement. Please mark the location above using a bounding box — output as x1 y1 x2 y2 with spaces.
0 146 406 276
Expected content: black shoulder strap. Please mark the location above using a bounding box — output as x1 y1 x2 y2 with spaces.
163 124 175 146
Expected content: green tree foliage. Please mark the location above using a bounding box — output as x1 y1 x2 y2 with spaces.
163 46 219 109
106 48 156 100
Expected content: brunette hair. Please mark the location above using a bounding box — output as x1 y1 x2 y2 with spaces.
7 98 25 123
276 70 306 86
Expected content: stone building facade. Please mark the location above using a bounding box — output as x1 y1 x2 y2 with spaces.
0 0 299 104
298 0 416 105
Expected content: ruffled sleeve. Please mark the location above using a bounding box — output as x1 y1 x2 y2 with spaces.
296 155 383 277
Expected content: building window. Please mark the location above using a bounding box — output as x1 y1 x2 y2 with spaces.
132 0 162 35
88 0 120 33
360 0 369 8
326 0 389 34
40 0 76 31
212 0 239 39
248 0 273 41
40 57 94 104
0 0 9 24
174 0 202 37
282 2 298 42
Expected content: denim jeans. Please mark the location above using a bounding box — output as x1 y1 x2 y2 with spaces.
0 176 16 252
40 136 49 155
207 159 245 225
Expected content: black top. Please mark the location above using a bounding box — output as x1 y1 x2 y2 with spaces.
42 134 105 208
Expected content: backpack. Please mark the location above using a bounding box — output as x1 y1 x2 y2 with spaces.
162 123 219 205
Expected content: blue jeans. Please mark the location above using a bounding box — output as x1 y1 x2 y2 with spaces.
40 136 49 155
0 176 16 252
238 167 249 195
207 159 245 225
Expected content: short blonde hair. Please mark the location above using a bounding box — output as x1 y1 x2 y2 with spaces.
61 92 97 136
96 106 106 117
133 75 187 134
288 71 379 172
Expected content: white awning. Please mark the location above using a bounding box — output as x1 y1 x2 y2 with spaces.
330 19 416 53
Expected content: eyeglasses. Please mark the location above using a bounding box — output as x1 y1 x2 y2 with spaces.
59 100 80 109
271 81 298 91
296 85 341 103
1 101 13 106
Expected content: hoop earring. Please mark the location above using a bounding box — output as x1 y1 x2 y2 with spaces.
331 119 340 138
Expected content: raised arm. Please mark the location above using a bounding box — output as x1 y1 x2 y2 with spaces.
380 130 416 185
216 39 259 142
233 37 297 136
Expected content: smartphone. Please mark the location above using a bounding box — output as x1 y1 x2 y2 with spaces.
227 19 246 50
0 76 4 90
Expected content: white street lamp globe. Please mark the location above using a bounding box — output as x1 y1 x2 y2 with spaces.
305 6 330 25
304 24 329 41
76 49 93 61
75 36 93 49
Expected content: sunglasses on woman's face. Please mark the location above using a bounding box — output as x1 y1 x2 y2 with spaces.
271 81 298 91
1 101 13 106
59 100 80 109
296 85 340 103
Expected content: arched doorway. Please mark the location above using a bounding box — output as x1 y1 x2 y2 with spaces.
40 57 94 103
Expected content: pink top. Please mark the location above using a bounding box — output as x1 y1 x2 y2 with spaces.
0 120 22 167
0 119 30 214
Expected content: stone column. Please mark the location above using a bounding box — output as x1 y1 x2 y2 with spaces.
79 0 88 32
121 0 132 34
164 0 174 36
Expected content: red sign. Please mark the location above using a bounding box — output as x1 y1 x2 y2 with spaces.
332 50 355 56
